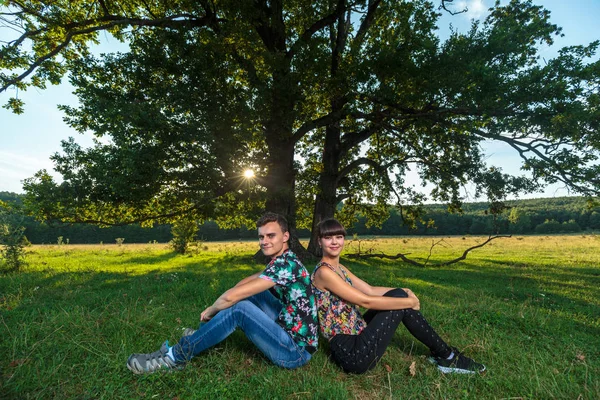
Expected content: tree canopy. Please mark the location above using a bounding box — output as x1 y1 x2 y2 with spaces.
2 0 599 256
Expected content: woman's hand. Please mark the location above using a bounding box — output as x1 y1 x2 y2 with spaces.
200 306 218 321
403 288 420 311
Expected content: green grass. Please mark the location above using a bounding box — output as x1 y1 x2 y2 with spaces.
1 236 599 399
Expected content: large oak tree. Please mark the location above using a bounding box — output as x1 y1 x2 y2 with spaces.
2 0 599 257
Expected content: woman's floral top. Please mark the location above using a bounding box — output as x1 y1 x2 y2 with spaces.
259 250 319 351
311 261 367 340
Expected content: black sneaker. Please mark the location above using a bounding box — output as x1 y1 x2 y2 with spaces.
431 348 486 374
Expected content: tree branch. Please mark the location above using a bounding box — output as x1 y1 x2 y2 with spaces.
1 13 223 94
439 0 468 16
340 123 384 155
337 156 406 184
330 0 349 74
46 202 206 227
292 106 349 142
346 235 511 267
286 3 348 60
351 0 382 51
98 0 111 16
473 128 598 193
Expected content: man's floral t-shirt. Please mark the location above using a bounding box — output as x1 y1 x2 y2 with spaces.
259 250 319 352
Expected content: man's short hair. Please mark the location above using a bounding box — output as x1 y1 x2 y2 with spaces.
256 212 289 233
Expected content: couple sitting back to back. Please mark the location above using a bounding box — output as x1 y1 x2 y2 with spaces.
127 213 484 375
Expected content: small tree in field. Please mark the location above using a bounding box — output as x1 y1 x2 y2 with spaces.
509 207 533 234
0 201 28 273
535 219 562 234
170 219 198 254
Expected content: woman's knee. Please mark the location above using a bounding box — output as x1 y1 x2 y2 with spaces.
383 288 408 298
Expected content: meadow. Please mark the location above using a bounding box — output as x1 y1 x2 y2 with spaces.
1 235 599 399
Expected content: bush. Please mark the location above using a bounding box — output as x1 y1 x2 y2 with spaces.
170 219 198 254
0 201 28 273
534 219 562 234
561 219 581 233
589 212 600 230
508 207 532 234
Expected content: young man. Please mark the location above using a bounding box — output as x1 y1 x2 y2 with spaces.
127 212 318 374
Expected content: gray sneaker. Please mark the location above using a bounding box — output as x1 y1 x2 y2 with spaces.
126 340 182 374
182 327 197 337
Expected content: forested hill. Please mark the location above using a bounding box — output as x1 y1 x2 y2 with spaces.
2 191 599 244
353 196 600 236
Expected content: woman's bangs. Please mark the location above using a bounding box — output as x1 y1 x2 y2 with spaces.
318 219 347 237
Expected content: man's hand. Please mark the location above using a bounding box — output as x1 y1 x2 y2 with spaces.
198 276 274 322
200 306 218 321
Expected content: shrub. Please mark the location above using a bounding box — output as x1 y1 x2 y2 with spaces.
534 219 562 234
562 219 581 233
170 219 198 254
0 201 28 273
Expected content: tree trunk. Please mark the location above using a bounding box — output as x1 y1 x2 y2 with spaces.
307 6 350 256
268 143 311 257
252 141 313 263
307 123 342 256
253 63 313 262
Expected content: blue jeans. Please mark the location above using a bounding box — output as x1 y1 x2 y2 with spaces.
172 290 312 369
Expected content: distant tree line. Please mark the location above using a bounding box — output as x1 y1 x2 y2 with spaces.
1 192 599 244
351 197 600 236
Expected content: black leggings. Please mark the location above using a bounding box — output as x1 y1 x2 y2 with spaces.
329 288 451 374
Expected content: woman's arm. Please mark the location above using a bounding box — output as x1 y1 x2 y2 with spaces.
313 267 419 311
343 267 396 296
200 276 275 321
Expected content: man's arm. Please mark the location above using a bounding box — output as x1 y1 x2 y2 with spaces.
200 276 275 321
234 271 262 287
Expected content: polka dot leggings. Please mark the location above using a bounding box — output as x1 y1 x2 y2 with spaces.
329 288 451 374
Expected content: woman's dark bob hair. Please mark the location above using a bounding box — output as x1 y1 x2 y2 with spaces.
317 218 347 238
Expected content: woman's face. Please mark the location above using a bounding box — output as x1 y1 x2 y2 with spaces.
319 234 345 258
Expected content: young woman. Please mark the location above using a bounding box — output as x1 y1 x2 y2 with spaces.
311 218 485 374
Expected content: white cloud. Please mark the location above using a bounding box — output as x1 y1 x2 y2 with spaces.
468 0 488 19
0 150 58 193
455 0 489 20
0 151 52 172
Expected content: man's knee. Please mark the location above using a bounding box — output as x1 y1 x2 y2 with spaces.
231 300 254 314
229 300 266 325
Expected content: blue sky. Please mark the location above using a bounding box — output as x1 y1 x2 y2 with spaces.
1 0 599 200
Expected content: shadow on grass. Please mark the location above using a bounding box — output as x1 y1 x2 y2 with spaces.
343 257 600 336
346 257 599 301
113 251 181 265
2 251 599 399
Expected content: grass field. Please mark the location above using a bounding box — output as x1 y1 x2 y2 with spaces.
1 235 599 399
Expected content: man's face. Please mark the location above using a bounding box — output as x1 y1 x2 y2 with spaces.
258 221 289 258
